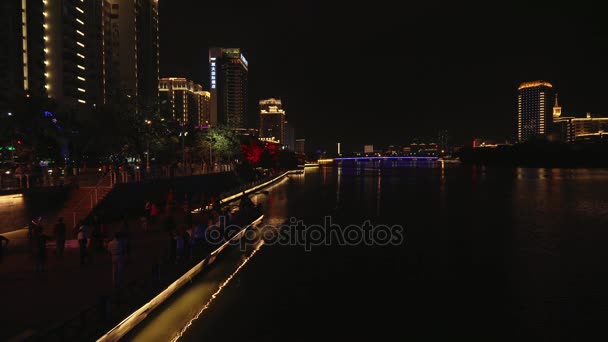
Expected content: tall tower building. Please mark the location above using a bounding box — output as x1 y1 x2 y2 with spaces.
259 98 286 144
517 81 554 142
108 0 159 113
209 48 248 129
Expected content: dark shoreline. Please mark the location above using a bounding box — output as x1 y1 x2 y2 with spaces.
457 142 608 168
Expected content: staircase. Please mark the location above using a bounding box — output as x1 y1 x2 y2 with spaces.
68 186 112 227
43 185 113 236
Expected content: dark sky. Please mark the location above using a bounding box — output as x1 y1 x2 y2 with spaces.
159 0 608 152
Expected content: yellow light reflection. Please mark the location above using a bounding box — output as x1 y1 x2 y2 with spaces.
170 239 265 342
0 194 24 206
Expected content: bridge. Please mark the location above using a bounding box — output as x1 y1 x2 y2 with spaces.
318 156 439 163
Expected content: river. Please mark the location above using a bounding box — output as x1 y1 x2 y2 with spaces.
128 161 608 341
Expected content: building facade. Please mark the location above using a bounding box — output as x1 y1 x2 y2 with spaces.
295 139 306 154
572 114 608 138
0 0 159 112
259 98 286 145
0 0 46 100
209 48 248 129
108 0 160 113
517 81 555 142
159 78 210 126
284 121 295 151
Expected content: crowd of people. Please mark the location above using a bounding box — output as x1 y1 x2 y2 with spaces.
2 187 261 290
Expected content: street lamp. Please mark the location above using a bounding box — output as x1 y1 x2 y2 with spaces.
206 136 215 173
179 129 188 173
145 120 152 172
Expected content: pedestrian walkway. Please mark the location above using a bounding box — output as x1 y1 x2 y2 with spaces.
0 169 286 341
0 214 176 341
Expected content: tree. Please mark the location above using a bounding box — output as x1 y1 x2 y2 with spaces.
195 126 241 164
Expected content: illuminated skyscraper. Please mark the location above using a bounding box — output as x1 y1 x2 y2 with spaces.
517 81 554 142
209 48 248 129
259 98 286 144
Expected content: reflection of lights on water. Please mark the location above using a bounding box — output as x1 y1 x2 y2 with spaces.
171 240 266 342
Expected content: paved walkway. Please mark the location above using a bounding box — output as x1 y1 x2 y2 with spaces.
0 213 186 341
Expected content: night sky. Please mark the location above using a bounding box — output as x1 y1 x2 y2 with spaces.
160 0 608 152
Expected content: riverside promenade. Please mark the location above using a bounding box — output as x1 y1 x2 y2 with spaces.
0 169 289 341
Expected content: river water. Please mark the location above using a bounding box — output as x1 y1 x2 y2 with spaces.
129 162 608 341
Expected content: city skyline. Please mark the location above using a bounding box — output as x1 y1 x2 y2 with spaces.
159 0 608 150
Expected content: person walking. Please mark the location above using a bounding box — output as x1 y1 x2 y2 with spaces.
34 230 50 275
53 217 66 258
28 216 42 255
0 235 9 264
149 202 159 229
107 232 126 289
74 221 90 266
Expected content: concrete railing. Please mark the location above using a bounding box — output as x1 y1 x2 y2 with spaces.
96 214 264 342
97 169 302 341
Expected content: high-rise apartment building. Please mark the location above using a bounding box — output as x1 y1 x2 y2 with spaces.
209 48 248 128
0 0 159 112
517 81 555 142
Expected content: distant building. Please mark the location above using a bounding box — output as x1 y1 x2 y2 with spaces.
209 48 248 128
550 94 608 143
284 121 295 151
410 142 438 156
437 129 450 154
159 78 210 126
259 98 285 145
573 113 608 137
517 81 555 142
551 94 575 142
364 145 374 154
295 139 306 154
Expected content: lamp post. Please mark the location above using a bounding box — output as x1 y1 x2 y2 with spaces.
206 136 214 173
179 128 188 174
145 120 152 172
